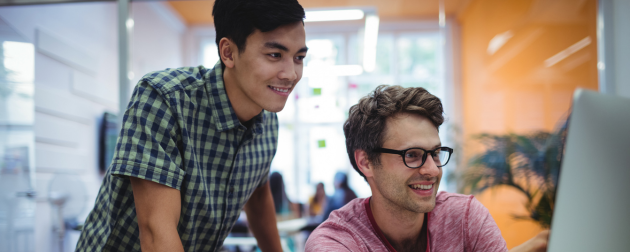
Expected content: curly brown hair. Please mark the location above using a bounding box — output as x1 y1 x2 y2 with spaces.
343 85 445 180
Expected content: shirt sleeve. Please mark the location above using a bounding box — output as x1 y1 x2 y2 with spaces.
305 224 360 252
109 80 185 190
256 164 270 189
466 196 508 252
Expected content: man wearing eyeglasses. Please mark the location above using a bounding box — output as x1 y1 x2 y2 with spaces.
305 85 548 252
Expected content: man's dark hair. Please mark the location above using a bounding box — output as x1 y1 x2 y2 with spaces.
212 0 305 57
343 85 445 181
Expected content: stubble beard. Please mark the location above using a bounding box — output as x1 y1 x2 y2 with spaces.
373 166 438 214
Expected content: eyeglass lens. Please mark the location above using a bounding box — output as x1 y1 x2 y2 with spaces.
404 148 450 167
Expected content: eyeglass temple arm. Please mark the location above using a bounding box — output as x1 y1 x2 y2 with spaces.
374 148 406 155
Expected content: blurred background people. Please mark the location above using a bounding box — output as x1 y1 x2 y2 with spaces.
270 172 302 221
307 183 327 217
2 0 628 251
322 172 357 221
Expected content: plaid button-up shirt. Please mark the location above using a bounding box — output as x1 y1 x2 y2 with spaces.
76 61 278 251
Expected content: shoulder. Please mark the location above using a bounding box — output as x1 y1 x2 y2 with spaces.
430 192 484 229
307 223 358 251
430 192 506 251
434 191 476 210
139 66 208 96
325 197 367 225
307 198 371 250
434 191 490 218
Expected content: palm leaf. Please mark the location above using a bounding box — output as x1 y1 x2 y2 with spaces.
459 121 568 228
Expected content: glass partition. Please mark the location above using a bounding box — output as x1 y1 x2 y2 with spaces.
0 17 36 252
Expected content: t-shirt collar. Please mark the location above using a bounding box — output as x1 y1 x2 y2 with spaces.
364 197 431 252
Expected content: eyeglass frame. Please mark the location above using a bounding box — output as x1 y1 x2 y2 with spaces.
373 146 454 169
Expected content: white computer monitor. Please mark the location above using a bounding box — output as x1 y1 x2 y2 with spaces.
548 89 630 251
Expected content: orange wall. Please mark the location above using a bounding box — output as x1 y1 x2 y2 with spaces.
458 0 598 248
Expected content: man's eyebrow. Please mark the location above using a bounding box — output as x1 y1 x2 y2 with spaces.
264 42 308 53
264 42 289 51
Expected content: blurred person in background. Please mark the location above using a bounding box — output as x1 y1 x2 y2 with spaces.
75 0 308 251
299 182 328 236
306 85 549 252
322 172 357 221
308 182 327 217
269 171 301 220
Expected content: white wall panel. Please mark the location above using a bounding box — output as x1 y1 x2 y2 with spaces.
71 70 117 108
35 87 93 124
35 143 89 173
0 2 185 251
0 3 118 54
130 2 185 86
35 112 87 148
36 29 98 75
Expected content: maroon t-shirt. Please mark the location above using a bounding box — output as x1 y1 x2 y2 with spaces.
305 192 507 252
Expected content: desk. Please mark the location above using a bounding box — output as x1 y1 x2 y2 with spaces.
222 218 309 252
277 218 308 233
223 237 290 252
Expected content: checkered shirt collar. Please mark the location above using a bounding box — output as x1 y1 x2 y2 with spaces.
205 60 266 134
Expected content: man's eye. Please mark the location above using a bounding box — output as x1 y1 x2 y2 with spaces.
269 53 281 58
295 56 305 61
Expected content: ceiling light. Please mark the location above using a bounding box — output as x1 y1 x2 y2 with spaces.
126 18 134 29
362 15 380 72
544 37 592 67
487 30 514 55
304 9 365 22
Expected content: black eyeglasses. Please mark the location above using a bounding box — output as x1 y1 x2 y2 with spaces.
373 146 454 169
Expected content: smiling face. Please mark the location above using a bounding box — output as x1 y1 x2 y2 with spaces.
223 21 307 118
371 113 442 214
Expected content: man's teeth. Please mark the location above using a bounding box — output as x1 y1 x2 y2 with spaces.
410 184 433 190
270 86 289 93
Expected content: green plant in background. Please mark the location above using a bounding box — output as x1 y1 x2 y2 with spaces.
459 121 568 228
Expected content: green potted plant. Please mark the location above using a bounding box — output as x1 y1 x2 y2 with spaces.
459 121 568 228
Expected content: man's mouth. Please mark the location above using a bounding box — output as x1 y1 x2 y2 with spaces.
269 85 290 93
409 184 433 190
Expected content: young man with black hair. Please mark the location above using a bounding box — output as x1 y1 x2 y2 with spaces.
305 85 549 252
76 0 307 251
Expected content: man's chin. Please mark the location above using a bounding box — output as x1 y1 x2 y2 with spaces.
415 201 436 213
413 196 437 213
262 102 288 113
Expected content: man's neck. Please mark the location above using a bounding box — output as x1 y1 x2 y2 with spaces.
370 195 425 252
223 67 263 124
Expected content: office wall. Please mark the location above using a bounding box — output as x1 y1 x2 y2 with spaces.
0 2 184 251
130 2 186 85
458 0 598 248
607 0 630 98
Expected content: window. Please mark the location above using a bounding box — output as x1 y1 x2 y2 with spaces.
199 24 453 202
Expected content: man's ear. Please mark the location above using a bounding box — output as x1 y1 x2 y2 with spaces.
219 37 236 68
355 149 375 179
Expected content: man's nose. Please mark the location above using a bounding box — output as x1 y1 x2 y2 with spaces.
278 58 298 81
418 156 440 177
